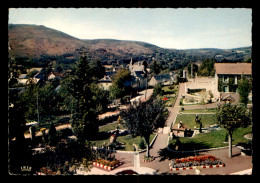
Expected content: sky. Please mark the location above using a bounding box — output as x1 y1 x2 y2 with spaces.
8 8 252 49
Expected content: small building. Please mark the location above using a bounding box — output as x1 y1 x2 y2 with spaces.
18 74 28 79
47 72 63 80
129 58 145 73
220 93 239 104
132 71 147 89
18 74 40 85
148 72 176 87
130 96 141 105
26 67 43 74
103 64 113 71
128 58 147 90
98 75 113 90
172 121 188 137
215 63 252 93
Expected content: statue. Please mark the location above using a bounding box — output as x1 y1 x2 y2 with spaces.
109 134 117 144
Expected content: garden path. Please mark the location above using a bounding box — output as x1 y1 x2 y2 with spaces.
86 82 252 175
146 83 185 157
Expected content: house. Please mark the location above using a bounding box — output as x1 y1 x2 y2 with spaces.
214 63 252 93
47 72 63 80
18 74 28 79
128 58 147 90
18 74 40 85
105 71 116 76
172 121 188 137
102 64 113 71
26 67 43 74
148 72 176 87
129 58 145 73
98 75 113 90
130 96 141 105
34 72 44 80
220 93 239 104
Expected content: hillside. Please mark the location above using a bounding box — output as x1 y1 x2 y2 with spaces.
8 24 160 59
8 24 89 58
8 24 251 65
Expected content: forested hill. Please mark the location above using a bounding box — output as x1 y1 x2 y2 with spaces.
8 24 251 67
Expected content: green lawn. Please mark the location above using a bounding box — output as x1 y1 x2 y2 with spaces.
180 108 217 113
175 114 217 129
161 85 179 107
98 121 119 132
92 121 156 151
169 127 252 151
162 85 179 93
92 134 156 151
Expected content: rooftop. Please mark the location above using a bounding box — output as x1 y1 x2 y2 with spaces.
215 63 252 75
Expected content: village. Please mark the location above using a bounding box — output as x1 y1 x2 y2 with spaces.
8 8 253 176
9 55 252 175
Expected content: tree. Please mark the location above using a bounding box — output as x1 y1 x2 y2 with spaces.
66 56 99 141
109 84 123 100
109 68 131 99
216 103 251 158
153 83 163 97
150 61 162 75
198 59 215 77
38 82 60 117
228 77 235 92
89 59 105 81
121 97 169 157
238 75 251 105
90 83 109 114
9 87 29 173
111 68 131 88
20 79 39 120
218 78 223 92
48 122 58 146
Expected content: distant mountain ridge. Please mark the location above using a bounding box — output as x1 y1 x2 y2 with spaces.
8 24 251 63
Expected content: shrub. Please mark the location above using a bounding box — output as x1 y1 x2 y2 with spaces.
139 138 146 149
168 86 175 90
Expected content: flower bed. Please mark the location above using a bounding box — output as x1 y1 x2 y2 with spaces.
169 155 225 171
92 159 123 171
143 155 155 162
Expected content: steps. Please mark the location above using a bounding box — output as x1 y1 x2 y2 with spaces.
163 127 171 134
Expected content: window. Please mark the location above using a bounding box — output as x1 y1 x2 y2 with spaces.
224 86 229 92
223 75 229 83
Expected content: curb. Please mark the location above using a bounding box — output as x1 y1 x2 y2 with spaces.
166 136 237 153
169 163 225 171
92 161 123 171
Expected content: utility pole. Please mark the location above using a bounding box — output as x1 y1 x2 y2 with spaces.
191 62 193 79
37 92 40 125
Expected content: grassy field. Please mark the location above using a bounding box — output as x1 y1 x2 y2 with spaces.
175 113 217 129
92 121 156 151
180 108 217 113
161 85 179 107
92 133 156 151
168 126 252 151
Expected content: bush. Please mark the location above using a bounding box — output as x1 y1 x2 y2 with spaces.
168 86 175 90
153 84 163 96
139 138 146 149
